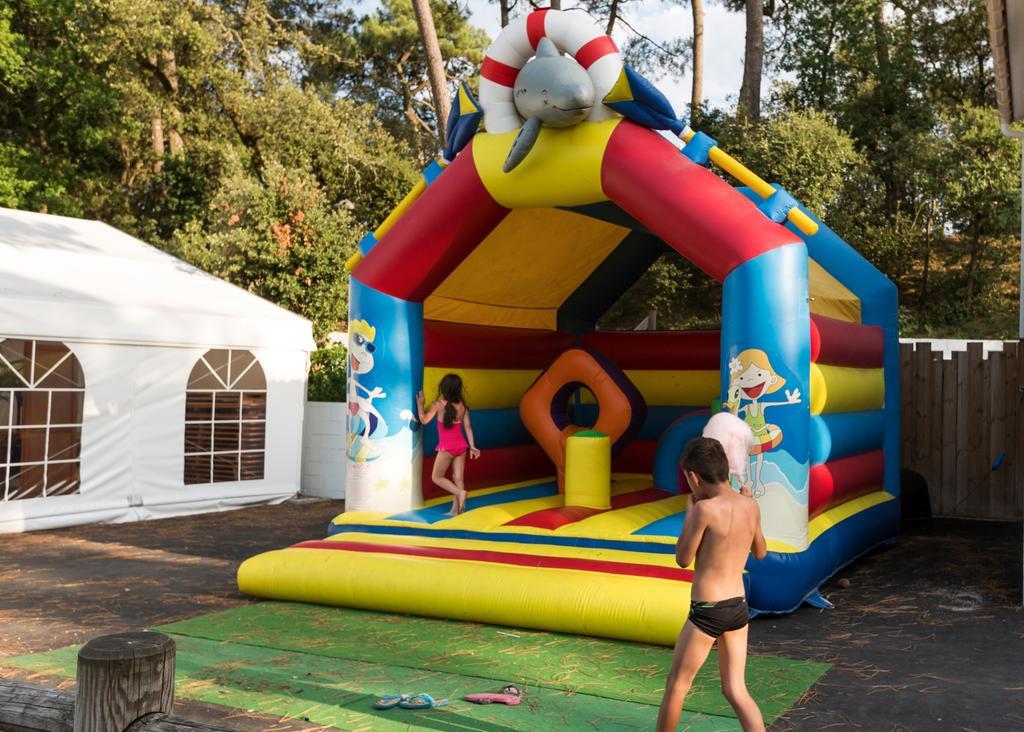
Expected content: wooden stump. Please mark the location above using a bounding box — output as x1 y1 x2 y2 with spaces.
74 632 175 732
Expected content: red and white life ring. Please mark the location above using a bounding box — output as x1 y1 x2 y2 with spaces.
478 9 623 134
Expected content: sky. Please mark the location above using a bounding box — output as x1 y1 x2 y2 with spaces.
462 0 758 116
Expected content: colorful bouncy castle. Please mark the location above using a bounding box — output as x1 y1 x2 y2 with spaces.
239 9 900 646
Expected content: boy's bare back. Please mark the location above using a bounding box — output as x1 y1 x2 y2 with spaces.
658 437 767 732
688 491 763 601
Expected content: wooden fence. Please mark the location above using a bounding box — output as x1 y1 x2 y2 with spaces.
900 340 1024 520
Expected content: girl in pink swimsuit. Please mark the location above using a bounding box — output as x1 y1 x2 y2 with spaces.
416 374 480 516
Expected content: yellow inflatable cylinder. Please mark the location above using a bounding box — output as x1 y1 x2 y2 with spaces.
565 431 611 509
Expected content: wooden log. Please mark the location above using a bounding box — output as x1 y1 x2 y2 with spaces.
0 679 232 732
0 679 74 732
74 632 175 732
126 714 233 731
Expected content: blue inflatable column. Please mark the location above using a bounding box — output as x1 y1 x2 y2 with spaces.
344 278 424 512
721 244 811 550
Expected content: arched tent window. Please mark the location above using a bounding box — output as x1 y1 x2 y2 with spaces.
0 339 86 500
184 349 266 485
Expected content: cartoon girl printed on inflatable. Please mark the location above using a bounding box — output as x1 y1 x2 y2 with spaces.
724 349 802 497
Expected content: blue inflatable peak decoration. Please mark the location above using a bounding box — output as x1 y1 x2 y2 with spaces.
443 83 483 163
603 65 687 137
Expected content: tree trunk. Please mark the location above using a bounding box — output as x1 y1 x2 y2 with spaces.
146 49 184 159
411 0 451 141
690 0 704 125
499 0 509 27
550 0 561 9
920 197 935 308
738 0 764 123
159 50 184 157
871 3 899 215
168 129 184 156
606 0 621 35
151 109 165 172
965 219 982 317
74 633 175 732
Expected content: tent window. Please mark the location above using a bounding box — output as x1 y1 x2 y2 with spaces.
0 339 85 501
184 349 266 485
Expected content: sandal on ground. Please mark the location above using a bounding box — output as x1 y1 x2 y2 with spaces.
373 694 408 710
463 684 523 705
398 693 449 709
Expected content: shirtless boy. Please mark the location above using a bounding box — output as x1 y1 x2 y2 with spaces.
656 437 768 732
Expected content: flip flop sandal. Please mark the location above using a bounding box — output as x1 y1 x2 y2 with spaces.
462 693 522 705
399 693 449 710
372 694 408 710
463 684 524 705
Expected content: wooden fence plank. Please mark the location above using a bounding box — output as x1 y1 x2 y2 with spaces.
955 350 969 516
1005 343 1020 520
898 340 1021 520
929 351 944 508
1017 341 1024 519
914 343 934 496
989 350 1006 519
900 343 914 467
966 343 985 518
980 350 993 517
941 354 957 516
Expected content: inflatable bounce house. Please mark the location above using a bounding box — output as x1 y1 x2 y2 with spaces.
239 9 900 646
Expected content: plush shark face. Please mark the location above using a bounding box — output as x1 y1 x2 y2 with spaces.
512 38 595 127
504 38 595 173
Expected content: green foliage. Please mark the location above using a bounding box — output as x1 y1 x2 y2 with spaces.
174 157 359 344
744 0 1020 337
708 109 863 218
0 5 28 91
308 344 347 402
939 105 1021 242
303 0 489 162
0 0 1018 344
0 0 424 345
600 252 721 332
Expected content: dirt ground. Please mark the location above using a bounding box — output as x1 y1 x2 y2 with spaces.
1 499 1021 731
0 497 346 731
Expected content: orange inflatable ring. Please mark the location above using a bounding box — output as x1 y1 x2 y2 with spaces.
519 348 646 490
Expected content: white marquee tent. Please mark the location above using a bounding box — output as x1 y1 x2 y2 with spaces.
0 207 315 532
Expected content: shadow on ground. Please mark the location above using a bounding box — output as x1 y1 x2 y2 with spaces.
1 502 1021 730
753 518 1023 730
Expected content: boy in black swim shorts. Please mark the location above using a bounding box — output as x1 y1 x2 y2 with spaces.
656 438 768 732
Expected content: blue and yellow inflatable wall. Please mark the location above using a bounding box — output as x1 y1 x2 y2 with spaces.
238 8 899 644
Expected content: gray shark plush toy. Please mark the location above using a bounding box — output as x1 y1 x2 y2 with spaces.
503 37 595 173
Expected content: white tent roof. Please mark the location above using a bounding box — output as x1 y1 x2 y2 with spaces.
0 207 316 351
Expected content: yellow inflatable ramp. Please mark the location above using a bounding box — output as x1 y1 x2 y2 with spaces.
239 477 707 646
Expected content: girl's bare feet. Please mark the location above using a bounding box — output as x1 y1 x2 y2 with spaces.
446 490 467 516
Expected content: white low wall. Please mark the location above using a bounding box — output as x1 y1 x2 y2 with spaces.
900 338 1016 360
301 401 347 499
